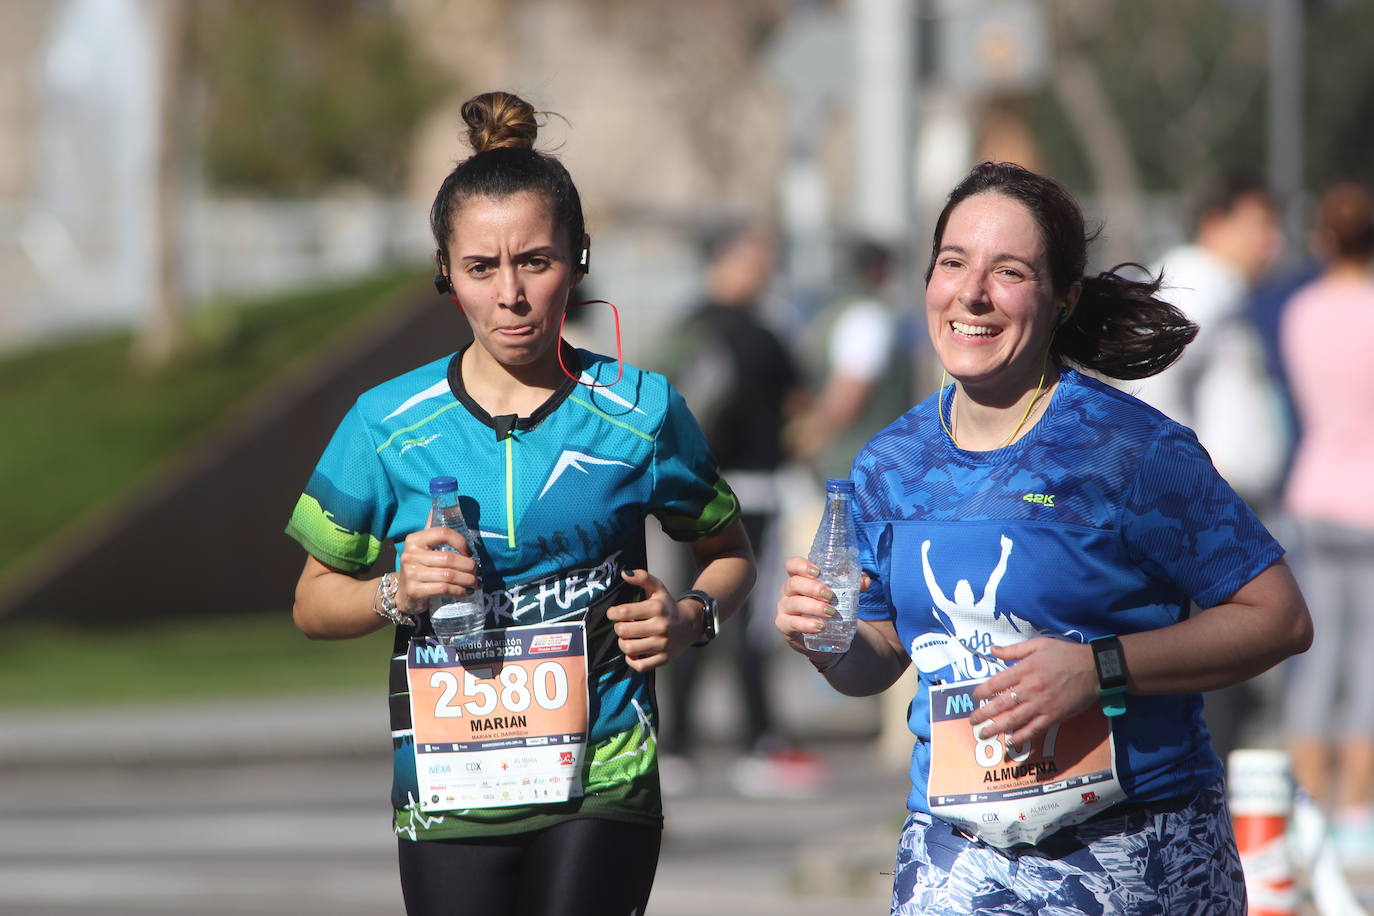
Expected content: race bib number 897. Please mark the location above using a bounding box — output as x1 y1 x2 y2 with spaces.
927 678 1124 847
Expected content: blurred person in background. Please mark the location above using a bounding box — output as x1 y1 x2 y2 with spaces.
775 162 1311 915
285 90 755 915
1132 177 1288 763
1279 181 1374 864
1133 177 1286 509
654 220 822 797
791 238 913 483
1246 255 1322 493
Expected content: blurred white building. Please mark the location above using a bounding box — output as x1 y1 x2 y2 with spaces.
0 0 801 359
0 0 1073 362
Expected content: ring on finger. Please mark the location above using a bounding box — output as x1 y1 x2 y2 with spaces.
1007 688 1020 705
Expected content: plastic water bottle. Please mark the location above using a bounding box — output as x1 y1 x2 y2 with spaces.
427 476 486 645
803 478 861 653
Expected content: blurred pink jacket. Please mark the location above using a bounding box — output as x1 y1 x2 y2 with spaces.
1282 275 1374 529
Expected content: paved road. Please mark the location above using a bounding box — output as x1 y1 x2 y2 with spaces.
0 654 908 916
655 742 907 916
6 655 1374 915
0 756 403 916
0 741 908 916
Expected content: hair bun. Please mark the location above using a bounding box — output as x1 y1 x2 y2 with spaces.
461 91 538 154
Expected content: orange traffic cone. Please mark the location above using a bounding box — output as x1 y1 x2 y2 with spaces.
1229 748 1297 916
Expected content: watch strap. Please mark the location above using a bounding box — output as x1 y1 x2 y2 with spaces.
1090 635 1129 717
679 590 719 647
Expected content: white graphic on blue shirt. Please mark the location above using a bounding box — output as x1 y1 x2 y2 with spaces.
911 535 1042 681
488 552 622 624
538 450 634 499
381 379 450 422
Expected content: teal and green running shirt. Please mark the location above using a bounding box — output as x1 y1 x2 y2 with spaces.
851 366 1284 817
285 344 740 840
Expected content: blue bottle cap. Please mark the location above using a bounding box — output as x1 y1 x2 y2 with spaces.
429 476 458 495
825 478 856 493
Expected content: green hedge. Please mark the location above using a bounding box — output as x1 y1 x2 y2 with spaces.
0 267 423 585
0 611 393 708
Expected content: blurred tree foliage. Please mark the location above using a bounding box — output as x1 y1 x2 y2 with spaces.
1304 0 1374 190
1031 0 1266 195
1029 0 1374 194
192 0 444 194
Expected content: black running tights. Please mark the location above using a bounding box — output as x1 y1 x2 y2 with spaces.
397 817 661 916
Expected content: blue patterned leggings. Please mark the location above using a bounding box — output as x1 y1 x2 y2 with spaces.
891 781 1245 915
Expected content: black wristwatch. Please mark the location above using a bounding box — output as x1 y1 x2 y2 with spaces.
1090 635 1129 717
679 590 719 647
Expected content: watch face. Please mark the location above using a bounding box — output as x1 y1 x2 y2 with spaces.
1098 650 1124 681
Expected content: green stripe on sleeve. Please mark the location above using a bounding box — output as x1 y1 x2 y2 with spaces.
657 475 740 541
284 493 382 573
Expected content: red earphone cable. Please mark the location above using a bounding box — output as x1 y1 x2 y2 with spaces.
559 299 624 387
445 289 622 389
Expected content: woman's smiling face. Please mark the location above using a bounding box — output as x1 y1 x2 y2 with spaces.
446 190 580 369
925 191 1060 400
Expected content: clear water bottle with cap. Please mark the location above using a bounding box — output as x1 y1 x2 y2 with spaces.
427 476 486 645
804 478 861 653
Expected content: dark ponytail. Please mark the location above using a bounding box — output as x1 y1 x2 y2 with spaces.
1059 264 1197 380
929 162 1197 381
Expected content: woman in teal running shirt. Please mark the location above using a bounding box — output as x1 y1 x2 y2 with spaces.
287 91 755 916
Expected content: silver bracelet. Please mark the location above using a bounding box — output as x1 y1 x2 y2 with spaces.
371 572 412 626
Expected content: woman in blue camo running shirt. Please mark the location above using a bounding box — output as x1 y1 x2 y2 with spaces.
775 162 1313 915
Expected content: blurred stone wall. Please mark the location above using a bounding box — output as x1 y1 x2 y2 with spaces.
0 0 51 351
397 0 791 363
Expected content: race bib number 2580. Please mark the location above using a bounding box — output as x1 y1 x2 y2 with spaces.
406 622 589 811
